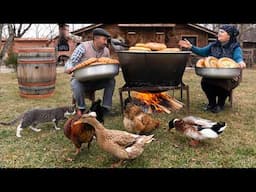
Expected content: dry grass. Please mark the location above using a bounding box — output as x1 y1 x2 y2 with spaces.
0 68 256 168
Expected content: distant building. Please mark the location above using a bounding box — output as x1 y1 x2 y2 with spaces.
1 25 81 66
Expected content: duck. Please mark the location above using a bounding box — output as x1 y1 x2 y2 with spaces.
80 112 155 167
168 116 226 146
123 103 160 134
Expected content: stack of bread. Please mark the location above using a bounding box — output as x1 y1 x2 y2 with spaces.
128 42 180 52
74 57 119 71
196 56 240 68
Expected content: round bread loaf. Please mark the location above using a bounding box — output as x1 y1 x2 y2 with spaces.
145 42 167 51
196 58 205 67
135 43 147 47
217 57 240 68
129 46 151 51
157 48 181 52
205 56 218 68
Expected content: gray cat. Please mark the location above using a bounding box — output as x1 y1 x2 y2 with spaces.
0 106 76 137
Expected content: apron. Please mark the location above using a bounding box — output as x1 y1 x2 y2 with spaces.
201 72 241 92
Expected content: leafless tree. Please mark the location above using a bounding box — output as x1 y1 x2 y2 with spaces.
0 24 32 65
13 24 32 38
233 24 256 47
0 24 15 65
0 24 3 51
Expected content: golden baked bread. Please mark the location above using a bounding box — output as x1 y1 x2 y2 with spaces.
74 57 98 70
157 48 181 52
196 58 205 67
145 42 167 51
205 56 218 68
74 57 119 70
135 43 147 47
129 46 151 51
97 57 119 64
217 57 240 68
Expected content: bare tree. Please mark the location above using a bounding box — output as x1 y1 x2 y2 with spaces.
0 24 15 65
212 24 221 31
34 24 42 38
233 24 256 47
13 24 32 38
46 24 58 40
0 24 32 66
0 24 3 51
198 24 221 31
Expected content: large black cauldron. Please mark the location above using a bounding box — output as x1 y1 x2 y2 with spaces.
117 51 191 87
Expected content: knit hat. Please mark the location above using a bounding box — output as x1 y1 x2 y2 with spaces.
220 25 239 38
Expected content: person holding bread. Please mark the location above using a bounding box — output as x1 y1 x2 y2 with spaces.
179 24 246 113
64 28 115 116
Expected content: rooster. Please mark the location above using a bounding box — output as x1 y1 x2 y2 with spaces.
123 103 160 134
64 114 95 155
168 116 226 146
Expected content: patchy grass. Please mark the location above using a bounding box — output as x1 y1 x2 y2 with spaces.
0 69 256 168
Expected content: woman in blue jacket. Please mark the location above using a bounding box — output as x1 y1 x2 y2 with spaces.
179 25 246 113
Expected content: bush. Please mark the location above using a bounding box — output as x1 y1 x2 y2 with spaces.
5 52 18 70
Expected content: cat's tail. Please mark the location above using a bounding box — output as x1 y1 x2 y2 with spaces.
0 114 24 126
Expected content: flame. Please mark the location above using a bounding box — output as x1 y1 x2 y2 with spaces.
132 92 173 112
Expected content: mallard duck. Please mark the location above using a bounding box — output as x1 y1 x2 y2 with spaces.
168 116 226 146
123 103 160 134
80 112 155 167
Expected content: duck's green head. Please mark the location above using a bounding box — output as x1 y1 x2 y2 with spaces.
168 118 179 130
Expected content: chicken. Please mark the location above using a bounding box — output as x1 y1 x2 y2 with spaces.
64 114 95 155
123 104 160 134
80 112 155 167
168 116 226 147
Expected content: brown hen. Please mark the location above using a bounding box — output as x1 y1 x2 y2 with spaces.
123 104 160 134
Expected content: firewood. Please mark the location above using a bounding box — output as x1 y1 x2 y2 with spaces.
147 106 153 114
164 96 183 111
154 103 171 114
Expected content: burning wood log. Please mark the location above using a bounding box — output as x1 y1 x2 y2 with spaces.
154 103 171 114
125 91 184 114
164 96 184 111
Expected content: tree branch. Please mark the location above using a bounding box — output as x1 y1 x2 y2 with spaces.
0 24 4 48
17 24 32 37
0 24 15 65
17 24 22 37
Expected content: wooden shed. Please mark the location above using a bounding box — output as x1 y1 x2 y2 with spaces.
241 28 256 67
72 23 217 47
71 23 217 65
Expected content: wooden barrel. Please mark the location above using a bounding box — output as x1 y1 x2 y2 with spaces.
17 47 57 98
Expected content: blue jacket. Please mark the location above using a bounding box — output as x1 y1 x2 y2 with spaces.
191 43 243 63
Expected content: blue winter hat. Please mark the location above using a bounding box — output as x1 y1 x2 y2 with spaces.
220 24 239 38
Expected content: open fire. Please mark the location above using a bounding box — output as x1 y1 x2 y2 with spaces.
126 92 184 114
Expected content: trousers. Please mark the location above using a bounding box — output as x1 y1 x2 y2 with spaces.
71 78 115 110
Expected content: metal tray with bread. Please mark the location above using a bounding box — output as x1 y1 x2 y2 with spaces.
195 56 241 79
73 57 120 82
